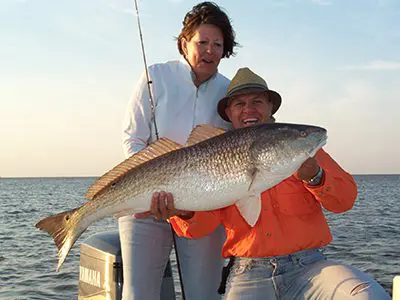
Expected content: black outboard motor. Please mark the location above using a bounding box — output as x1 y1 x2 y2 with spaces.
78 231 175 300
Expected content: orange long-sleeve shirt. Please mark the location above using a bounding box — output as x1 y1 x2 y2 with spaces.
170 149 357 258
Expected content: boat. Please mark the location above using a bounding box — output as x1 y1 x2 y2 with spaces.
77 230 175 300
77 231 399 299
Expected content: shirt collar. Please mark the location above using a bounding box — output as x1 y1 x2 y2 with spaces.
179 57 219 88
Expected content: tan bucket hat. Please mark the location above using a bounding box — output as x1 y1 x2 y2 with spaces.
218 67 282 122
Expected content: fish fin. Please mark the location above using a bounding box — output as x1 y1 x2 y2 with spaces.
86 138 183 200
247 168 258 192
185 124 226 146
35 206 83 271
235 194 261 227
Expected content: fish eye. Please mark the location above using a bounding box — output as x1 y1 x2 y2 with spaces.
300 131 307 137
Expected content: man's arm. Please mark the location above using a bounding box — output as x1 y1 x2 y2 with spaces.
169 211 222 239
305 149 358 213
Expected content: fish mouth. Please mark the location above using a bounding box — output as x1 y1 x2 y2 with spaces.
309 135 328 157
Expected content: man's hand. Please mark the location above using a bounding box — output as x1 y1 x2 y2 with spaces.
294 157 320 182
134 192 195 220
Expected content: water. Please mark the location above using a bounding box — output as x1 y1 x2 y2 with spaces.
0 175 398 299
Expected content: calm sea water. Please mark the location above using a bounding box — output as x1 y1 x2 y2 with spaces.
0 175 398 299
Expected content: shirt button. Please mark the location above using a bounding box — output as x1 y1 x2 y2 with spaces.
266 232 272 237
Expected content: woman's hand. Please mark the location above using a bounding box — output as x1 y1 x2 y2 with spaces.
134 192 195 220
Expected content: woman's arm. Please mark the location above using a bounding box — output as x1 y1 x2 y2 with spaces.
122 71 154 158
135 191 222 239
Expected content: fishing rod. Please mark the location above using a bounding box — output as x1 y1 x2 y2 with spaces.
132 1 186 299
133 0 158 140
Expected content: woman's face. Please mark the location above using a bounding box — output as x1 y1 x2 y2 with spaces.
181 24 224 85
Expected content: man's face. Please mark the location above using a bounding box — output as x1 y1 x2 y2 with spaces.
225 92 273 129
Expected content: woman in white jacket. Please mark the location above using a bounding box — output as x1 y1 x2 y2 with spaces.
120 2 238 299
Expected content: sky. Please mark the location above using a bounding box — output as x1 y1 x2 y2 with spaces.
0 0 399 177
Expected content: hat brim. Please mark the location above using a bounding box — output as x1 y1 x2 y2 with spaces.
217 88 282 122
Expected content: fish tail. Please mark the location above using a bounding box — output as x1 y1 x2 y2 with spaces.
35 206 83 271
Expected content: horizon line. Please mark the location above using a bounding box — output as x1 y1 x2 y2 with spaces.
1 174 399 179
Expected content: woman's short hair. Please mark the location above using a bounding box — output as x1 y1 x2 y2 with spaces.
177 2 238 58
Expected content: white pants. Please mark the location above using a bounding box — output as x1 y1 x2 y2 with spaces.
118 216 225 300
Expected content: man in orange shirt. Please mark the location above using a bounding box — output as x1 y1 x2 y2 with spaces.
139 68 391 299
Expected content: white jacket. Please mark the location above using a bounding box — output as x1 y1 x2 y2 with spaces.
122 58 231 157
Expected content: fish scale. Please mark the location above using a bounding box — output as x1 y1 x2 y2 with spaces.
35 122 327 271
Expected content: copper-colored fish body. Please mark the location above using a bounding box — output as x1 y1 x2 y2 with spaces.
35 123 327 271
